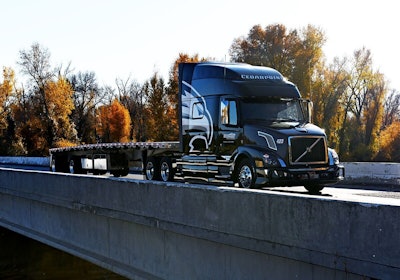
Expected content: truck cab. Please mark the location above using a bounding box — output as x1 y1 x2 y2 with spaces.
177 62 344 192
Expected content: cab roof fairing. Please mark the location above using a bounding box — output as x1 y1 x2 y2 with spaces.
189 62 301 98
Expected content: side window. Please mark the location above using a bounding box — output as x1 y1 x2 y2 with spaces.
221 98 238 126
192 102 204 119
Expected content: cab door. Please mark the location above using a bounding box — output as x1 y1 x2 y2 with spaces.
217 97 242 158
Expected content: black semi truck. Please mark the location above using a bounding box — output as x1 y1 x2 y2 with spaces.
50 62 344 193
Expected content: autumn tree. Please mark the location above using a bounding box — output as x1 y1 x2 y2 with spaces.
97 99 131 143
382 89 400 128
337 47 387 160
45 77 77 146
70 71 103 144
17 43 76 154
375 121 400 162
312 58 348 149
143 73 176 141
116 77 146 141
0 67 23 154
229 24 326 96
165 53 209 140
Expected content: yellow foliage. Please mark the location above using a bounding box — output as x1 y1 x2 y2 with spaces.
377 121 400 161
0 67 15 129
45 77 74 118
53 139 77 148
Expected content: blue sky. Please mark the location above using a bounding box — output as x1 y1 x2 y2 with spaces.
1 0 399 90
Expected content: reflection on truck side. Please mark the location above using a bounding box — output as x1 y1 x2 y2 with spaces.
181 80 214 152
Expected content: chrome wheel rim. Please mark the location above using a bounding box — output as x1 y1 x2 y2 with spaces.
160 162 170 182
146 161 155 180
239 165 252 188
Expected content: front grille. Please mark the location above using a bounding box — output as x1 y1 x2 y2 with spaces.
289 136 327 165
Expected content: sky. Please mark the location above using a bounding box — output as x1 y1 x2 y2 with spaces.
1 0 399 91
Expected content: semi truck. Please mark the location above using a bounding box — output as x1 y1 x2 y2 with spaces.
50 62 344 193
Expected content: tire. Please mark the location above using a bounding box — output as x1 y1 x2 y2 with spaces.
304 184 324 194
145 157 160 181
160 157 174 182
236 158 256 189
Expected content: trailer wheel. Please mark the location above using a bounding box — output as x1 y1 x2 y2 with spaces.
145 157 160 181
160 157 174 182
236 158 256 189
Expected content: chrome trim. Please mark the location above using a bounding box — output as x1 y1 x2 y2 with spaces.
258 131 277 150
288 136 328 165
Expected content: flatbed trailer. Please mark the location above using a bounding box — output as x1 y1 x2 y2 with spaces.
50 141 180 177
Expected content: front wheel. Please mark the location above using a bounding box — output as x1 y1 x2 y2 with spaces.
304 184 324 194
236 159 256 189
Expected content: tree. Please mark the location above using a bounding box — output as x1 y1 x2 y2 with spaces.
70 71 103 143
17 43 76 153
375 121 400 161
143 73 174 141
0 67 21 155
166 53 208 140
116 77 146 141
312 58 348 150
97 99 131 143
382 89 400 128
0 67 14 132
338 47 387 160
229 24 326 95
44 77 77 146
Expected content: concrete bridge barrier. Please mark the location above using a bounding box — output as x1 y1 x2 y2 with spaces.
342 162 400 186
0 168 399 279
1 157 399 186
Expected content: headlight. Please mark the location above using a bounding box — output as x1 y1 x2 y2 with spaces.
263 153 280 167
328 148 340 165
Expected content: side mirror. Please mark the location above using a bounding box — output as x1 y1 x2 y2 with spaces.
307 100 313 123
301 99 313 123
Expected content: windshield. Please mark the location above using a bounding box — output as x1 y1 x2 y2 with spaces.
241 97 306 124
